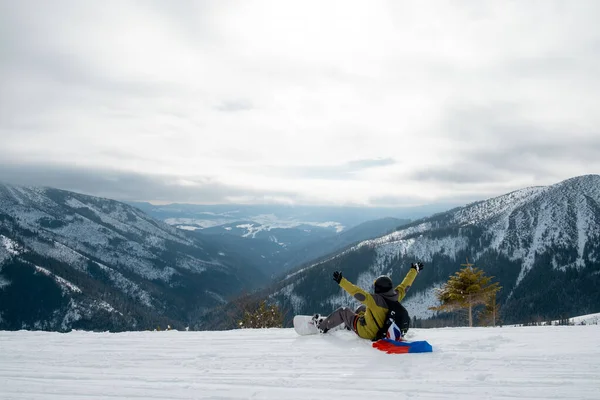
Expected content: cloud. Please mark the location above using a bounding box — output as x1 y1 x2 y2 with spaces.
410 165 506 185
346 158 396 170
1 1 599 206
406 103 600 185
0 162 296 204
215 100 254 112
251 158 397 180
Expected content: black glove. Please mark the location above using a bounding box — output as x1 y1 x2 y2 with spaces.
411 262 424 273
333 271 343 284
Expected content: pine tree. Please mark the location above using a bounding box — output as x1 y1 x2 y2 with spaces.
429 265 501 327
239 300 284 329
478 292 501 327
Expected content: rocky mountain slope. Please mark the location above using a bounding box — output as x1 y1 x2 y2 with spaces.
0 184 265 331
269 175 600 325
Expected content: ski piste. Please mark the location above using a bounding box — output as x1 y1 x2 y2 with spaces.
293 314 432 354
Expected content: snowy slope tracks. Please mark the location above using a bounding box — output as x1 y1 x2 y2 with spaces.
1 325 599 399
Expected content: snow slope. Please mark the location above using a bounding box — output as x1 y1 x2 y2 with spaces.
1 325 599 399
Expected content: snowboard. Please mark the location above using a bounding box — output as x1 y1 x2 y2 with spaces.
293 315 320 336
293 315 346 336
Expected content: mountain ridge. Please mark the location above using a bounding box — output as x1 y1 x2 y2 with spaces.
0 183 265 331
0 182 413 331
268 174 600 325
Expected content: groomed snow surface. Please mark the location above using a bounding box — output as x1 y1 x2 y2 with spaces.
1 325 599 399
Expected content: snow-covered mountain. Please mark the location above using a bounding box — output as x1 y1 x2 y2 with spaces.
0 184 265 331
270 175 600 325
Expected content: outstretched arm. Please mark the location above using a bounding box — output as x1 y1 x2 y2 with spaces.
395 263 422 301
395 269 416 302
337 277 376 308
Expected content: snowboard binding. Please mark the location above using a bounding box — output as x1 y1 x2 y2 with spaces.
312 314 328 333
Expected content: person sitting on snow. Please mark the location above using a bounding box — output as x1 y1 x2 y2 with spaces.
313 262 423 340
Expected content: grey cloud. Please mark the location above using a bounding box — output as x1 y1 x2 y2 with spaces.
346 158 396 169
215 100 254 112
408 137 600 185
470 138 600 184
5 50 180 97
0 2 190 115
0 49 186 135
0 163 295 204
255 158 397 180
442 102 528 143
409 164 508 184
1 1 599 207
406 102 600 184
509 139 599 163
368 194 428 207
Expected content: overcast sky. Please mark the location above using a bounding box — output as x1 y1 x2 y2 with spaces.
1 0 599 207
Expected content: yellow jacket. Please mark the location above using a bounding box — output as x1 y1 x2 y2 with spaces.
338 268 418 340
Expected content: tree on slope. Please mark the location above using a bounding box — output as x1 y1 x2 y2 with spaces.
238 300 283 329
429 265 501 327
478 292 502 327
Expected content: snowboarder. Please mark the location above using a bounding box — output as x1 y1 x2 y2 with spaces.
313 262 424 340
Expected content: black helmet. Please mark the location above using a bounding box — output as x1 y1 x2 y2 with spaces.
374 275 393 294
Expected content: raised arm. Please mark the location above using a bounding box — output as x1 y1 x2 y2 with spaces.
333 271 376 308
395 262 423 302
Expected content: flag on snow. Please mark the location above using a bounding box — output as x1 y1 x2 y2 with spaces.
373 339 433 354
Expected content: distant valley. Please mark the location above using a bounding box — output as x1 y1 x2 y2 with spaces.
131 201 416 277
0 184 411 331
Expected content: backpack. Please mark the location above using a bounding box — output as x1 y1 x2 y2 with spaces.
373 298 410 341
